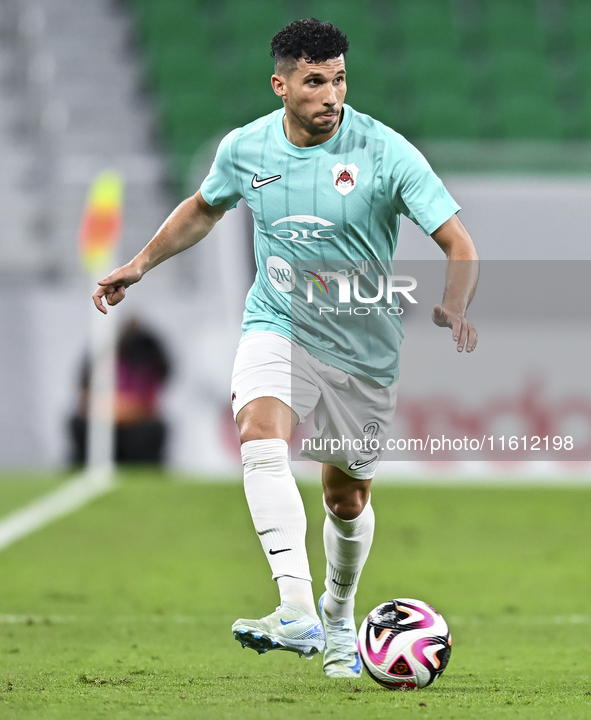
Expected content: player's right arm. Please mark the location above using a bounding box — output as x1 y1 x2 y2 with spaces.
92 190 225 313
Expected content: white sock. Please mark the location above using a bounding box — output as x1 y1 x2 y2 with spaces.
276 576 316 615
241 439 316 617
323 497 375 622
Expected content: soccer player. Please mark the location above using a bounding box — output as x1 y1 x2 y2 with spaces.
93 19 478 678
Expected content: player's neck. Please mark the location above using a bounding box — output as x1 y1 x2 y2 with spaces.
282 110 342 148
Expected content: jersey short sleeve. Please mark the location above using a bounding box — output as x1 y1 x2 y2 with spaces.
385 135 460 236
199 129 243 210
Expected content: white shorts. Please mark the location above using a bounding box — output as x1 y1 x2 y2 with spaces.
231 331 398 479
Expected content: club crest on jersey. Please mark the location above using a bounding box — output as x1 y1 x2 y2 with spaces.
332 163 359 196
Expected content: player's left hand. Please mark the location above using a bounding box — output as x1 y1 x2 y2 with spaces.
432 304 478 353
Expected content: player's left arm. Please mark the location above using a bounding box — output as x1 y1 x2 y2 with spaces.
430 214 479 353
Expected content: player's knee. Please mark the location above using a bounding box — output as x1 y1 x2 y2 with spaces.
329 501 363 520
239 419 286 445
325 489 369 520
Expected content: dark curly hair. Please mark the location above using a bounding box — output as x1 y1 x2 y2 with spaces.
271 18 349 70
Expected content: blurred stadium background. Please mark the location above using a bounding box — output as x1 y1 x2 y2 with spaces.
1 0 590 477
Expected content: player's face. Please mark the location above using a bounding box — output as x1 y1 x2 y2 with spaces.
272 55 347 145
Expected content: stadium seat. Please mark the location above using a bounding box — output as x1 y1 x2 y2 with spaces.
565 0 591 52
567 45 591 137
133 0 207 49
394 0 463 54
494 94 563 139
223 0 293 42
413 92 480 139
304 0 375 30
402 49 473 97
157 88 225 153
145 45 210 95
484 50 557 100
575 95 591 137
573 48 591 97
481 0 547 53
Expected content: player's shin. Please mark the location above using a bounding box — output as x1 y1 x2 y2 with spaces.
322 497 375 621
241 439 317 616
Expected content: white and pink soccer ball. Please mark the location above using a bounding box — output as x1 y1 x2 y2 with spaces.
358 598 452 689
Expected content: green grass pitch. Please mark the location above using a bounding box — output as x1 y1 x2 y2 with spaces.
0 471 590 719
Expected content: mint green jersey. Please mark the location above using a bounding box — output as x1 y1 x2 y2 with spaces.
200 104 459 385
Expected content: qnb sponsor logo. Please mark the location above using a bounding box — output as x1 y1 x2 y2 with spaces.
266 256 296 292
304 270 418 316
271 215 336 244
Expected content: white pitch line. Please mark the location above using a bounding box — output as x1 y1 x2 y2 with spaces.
0 614 200 624
0 468 115 552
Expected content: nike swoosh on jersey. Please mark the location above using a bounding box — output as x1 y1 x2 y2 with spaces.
269 548 292 555
348 456 378 471
252 174 281 189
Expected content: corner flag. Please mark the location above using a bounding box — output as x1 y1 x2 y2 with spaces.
78 170 124 274
79 170 124 475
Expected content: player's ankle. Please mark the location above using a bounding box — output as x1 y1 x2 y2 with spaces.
277 576 318 617
323 592 355 622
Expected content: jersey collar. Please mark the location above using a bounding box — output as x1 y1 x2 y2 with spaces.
274 104 353 157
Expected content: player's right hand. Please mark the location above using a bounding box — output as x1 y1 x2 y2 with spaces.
92 263 144 314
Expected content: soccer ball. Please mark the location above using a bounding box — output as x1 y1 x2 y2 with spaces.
358 598 452 689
